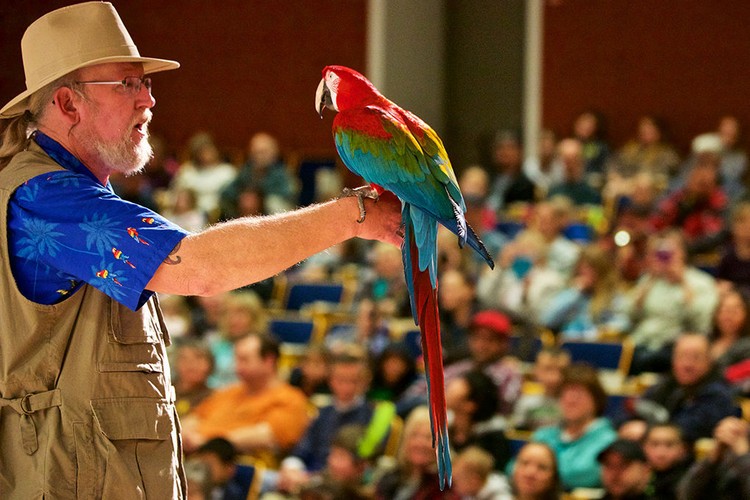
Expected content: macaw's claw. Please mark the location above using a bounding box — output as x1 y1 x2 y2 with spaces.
339 185 380 223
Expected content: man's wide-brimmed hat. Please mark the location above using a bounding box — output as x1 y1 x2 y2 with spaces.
0 1 179 118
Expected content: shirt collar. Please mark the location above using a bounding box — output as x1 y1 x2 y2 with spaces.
33 131 113 191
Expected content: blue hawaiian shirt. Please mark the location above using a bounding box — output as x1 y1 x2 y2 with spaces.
8 132 189 311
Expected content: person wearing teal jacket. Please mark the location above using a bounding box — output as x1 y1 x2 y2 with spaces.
508 363 617 491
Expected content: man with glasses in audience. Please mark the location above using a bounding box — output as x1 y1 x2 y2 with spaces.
0 3 401 498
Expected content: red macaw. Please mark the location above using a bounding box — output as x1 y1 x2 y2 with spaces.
315 65 495 489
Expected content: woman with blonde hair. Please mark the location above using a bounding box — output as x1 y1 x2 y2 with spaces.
540 243 630 339
374 406 459 500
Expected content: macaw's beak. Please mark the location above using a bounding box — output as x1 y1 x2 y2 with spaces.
315 78 333 118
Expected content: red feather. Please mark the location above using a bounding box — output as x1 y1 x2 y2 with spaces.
409 234 452 489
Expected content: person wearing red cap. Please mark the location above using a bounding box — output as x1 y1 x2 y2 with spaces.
442 309 522 417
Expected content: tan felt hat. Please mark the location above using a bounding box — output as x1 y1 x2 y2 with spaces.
0 1 180 118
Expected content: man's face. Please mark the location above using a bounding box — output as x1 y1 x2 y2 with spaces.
468 327 507 364
234 336 270 385
600 453 650 498
73 62 155 176
672 335 711 386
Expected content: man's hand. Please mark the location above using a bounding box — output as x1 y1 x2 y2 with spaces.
354 190 403 247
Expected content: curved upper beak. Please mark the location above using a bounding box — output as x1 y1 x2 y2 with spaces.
315 78 333 118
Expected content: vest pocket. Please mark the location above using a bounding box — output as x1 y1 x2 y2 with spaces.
103 299 165 375
91 398 180 499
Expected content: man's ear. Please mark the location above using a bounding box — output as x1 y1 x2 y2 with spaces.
51 86 81 123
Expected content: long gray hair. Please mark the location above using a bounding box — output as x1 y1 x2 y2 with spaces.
0 73 82 169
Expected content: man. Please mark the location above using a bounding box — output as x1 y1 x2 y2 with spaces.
635 333 737 443
597 439 653 500
276 351 387 493
0 3 401 499
181 333 310 463
547 138 603 206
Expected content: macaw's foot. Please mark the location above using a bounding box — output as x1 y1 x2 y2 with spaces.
339 185 380 223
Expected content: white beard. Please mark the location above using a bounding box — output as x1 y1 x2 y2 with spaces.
77 104 153 177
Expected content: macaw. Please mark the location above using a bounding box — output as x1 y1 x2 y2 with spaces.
315 65 495 489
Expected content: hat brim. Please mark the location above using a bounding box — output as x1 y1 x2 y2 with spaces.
0 55 179 118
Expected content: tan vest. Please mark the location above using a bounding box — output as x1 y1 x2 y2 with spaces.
0 142 186 499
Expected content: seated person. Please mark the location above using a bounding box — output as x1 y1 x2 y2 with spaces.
510 442 562 500
443 310 523 417
477 230 565 321
523 363 617 491
446 370 512 472
625 230 718 374
541 244 630 340
191 437 260 500
452 446 512 500
547 138 603 206
287 343 331 401
273 425 373 500
173 339 215 417
716 201 750 294
642 423 692 500
511 347 571 431
633 333 737 443
181 333 311 466
280 351 381 475
651 156 728 255
678 416 750 500
374 406 460 500
597 439 652 500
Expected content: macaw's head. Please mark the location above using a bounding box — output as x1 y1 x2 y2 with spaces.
315 65 383 117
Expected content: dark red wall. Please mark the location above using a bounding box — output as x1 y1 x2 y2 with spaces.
543 0 750 154
0 1 366 161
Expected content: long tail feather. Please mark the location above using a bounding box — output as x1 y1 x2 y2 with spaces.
403 205 452 489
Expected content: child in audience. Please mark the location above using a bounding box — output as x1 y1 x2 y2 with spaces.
511 347 570 431
452 446 512 500
643 423 692 500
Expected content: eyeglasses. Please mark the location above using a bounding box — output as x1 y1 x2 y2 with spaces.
75 76 152 95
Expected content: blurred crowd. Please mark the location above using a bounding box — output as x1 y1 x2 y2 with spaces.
117 112 750 499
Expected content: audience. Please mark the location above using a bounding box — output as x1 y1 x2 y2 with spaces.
642 423 692 499
708 287 750 375
625 229 719 374
597 439 652 500
547 138 603 206
526 363 617 490
486 129 536 212
220 131 298 218
446 370 512 472
170 131 237 221
510 442 562 500
511 347 570 431
374 406 459 500
477 229 565 320
716 200 750 294
678 416 750 500
139 111 750 499
280 352 377 476
451 446 511 500
442 310 523 417
541 243 630 339
174 339 215 417
181 333 310 466
634 333 737 443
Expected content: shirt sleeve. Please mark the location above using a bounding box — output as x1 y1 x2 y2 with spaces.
9 170 189 311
